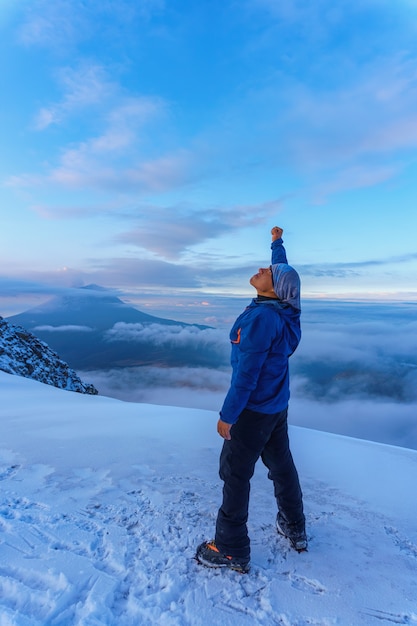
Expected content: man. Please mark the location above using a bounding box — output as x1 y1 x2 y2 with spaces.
196 226 306 574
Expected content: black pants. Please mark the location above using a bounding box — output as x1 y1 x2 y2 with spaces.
215 407 304 560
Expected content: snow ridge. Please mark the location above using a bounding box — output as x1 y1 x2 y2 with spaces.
0 317 97 394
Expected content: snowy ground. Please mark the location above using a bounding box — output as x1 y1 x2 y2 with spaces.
0 371 416 626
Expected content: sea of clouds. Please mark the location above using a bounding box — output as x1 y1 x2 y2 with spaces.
81 300 417 450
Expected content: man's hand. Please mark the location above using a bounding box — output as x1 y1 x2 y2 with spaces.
217 418 232 440
271 226 283 241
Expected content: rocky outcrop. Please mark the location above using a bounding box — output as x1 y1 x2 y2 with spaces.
0 317 98 395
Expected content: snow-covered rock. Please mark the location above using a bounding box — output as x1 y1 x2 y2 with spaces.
0 316 98 394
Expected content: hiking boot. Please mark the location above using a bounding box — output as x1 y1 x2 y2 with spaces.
195 540 250 573
276 513 308 552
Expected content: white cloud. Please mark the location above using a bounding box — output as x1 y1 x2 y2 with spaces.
12 75 180 198
19 146 191 196
34 325 94 332
18 3 83 48
115 197 285 258
105 322 229 353
290 308 417 408
33 64 117 130
82 365 229 411
312 164 400 203
18 0 166 50
281 56 417 171
290 394 417 450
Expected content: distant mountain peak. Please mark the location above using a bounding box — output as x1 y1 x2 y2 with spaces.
81 284 110 292
5 287 215 371
7 286 209 332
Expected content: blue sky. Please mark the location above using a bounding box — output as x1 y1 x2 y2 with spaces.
1 0 417 323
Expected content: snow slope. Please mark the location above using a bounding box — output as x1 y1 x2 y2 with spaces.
0 371 416 626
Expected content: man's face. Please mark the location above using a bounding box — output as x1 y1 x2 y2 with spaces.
249 267 277 297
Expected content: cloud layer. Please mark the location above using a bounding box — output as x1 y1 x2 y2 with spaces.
82 301 417 450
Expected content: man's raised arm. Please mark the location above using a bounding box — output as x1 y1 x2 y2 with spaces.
271 226 288 265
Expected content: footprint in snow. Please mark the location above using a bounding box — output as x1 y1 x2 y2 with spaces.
279 570 327 595
384 526 417 559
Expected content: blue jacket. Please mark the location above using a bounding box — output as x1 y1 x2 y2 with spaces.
219 238 301 424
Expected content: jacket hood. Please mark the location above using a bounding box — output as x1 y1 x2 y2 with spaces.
271 263 301 311
251 296 301 356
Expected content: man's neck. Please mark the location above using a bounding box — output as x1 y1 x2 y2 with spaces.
255 294 278 301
